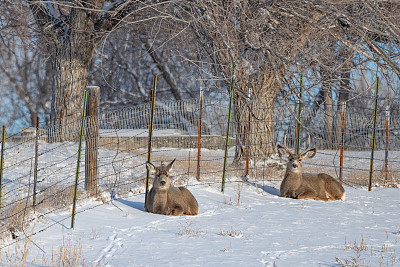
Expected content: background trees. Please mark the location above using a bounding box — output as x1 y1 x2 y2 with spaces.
0 0 399 161
0 3 52 131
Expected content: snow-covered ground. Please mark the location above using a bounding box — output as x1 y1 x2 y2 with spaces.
1 181 400 266
1 142 400 266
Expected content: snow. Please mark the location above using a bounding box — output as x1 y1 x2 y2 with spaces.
1 143 400 266
3 184 400 266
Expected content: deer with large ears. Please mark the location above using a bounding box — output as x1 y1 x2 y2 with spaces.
145 159 199 216
277 136 345 201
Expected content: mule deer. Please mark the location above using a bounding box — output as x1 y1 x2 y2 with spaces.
277 137 345 201
145 159 199 215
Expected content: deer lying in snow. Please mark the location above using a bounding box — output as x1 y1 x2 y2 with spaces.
145 159 199 215
277 136 345 201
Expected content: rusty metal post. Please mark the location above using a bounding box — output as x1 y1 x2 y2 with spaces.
339 102 347 184
384 104 390 182
196 87 203 181
245 88 251 178
33 117 39 207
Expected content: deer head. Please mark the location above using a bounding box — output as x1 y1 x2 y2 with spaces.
146 159 176 192
277 135 316 174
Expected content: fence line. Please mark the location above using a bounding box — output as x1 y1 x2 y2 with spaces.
1 93 399 248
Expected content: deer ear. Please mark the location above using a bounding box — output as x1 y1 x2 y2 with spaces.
277 145 290 158
166 158 176 172
301 148 316 159
146 162 156 173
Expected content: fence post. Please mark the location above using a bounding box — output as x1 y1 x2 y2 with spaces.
33 117 39 208
145 76 157 208
339 102 347 184
295 74 303 154
71 90 88 229
0 126 5 211
85 86 100 197
245 88 251 178
196 87 203 181
384 103 390 183
368 76 379 191
221 62 236 193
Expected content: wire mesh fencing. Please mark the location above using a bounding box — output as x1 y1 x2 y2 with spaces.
0 93 399 246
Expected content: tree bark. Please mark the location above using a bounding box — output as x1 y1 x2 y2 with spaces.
48 41 96 141
320 68 335 149
234 71 281 163
28 1 104 141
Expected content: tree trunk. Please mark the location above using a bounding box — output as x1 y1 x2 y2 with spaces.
48 46 94 141
47 13 99 141
234 72 280 163
320 69 335 149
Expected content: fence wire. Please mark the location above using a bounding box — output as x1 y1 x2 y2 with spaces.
0 95 399 249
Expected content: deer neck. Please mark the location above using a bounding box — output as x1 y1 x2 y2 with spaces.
153 190 168 211
284 171 302 187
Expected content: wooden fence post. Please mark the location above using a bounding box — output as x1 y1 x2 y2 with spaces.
85 86 100 197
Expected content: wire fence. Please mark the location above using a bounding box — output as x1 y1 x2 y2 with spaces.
1 92 399 248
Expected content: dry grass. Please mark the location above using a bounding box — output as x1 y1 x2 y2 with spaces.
177 220 203 238
224 184 242 206
336 235 400 267
0 226 38 267
0 186 82 242
0 224 94 267
50 235 92 267
219 228 243 238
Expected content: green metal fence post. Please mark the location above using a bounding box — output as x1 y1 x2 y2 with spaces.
368 76 379 191
295 74 303 154
221 62 236 193
71 90 88 229
0 126 6 211
145 75 157 208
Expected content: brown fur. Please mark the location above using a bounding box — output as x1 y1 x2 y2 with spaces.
277 145 345 201
145 159 199 215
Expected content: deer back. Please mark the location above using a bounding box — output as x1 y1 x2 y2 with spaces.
301 173 346 201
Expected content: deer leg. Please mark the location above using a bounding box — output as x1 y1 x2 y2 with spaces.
297 190 318 200
169 206 184 216
313 196 330 201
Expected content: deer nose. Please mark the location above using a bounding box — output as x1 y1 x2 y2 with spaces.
160 181 166 186
292 163 298 168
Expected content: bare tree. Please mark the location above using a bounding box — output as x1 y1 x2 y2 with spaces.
177 0 400 162
0 2 52 131
25 0 179 140
90 25 201 111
